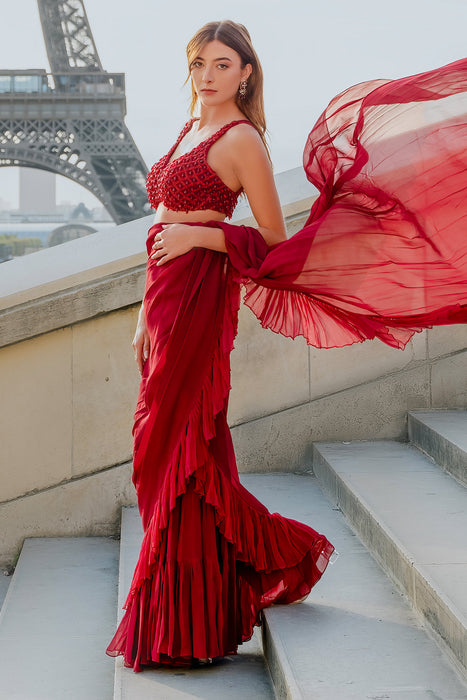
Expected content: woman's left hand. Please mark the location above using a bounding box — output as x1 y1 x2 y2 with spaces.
150 223 197 265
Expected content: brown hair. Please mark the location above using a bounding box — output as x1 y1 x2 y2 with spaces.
185 20 270 158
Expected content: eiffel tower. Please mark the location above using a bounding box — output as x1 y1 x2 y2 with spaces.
0 0 149 224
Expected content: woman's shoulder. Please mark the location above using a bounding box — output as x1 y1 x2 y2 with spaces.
226 119 259 134
220 122 267 169
221 120 263 149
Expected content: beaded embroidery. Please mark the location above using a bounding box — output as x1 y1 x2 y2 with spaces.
146 119 254 219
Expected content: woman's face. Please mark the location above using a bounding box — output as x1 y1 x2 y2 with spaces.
190 39 252 108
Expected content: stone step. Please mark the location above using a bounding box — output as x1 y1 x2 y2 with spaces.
0 536 119 700
409 410 467 486
113 506 274 700
312 441 467 685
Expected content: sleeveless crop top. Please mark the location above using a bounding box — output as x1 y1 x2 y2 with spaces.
146 118 254 219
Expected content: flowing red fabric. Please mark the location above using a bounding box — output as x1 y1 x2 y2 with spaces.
218 58 467 349
107 58 466 670
106 226 334 670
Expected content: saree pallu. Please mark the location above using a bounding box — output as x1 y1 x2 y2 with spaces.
107 58 467 670
217 58 467 348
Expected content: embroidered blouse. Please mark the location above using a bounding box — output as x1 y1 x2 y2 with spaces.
146 119 254 218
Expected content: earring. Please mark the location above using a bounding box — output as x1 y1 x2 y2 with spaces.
239 80 248 99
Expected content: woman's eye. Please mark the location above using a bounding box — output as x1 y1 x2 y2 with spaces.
217 64 229 70
191 61 203 69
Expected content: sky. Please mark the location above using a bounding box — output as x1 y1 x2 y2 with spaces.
0 0 466 210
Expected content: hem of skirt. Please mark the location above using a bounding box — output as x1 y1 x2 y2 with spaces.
105 647 239 671
105 483 335 671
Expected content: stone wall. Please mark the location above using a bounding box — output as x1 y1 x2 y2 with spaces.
1 168 466 566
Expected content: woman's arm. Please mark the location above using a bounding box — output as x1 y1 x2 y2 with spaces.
229 124 287 246
132 302 150 375
151 125 286 265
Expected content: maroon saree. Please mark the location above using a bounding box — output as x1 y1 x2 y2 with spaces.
107 58 467 669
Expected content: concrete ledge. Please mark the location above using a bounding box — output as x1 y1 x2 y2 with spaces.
312 440 467 677
0 215 150 312
0 266 145 348
408 410 467 486
0 461 136 568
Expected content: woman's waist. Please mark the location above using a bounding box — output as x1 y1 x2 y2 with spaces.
153 206 226 225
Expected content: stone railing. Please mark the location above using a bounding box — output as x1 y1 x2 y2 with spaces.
1 166 466 566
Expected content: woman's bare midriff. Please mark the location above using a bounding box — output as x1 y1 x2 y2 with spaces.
154 205 226 224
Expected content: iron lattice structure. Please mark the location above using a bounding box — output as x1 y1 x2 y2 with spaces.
38 0 103 72
0 0 149 223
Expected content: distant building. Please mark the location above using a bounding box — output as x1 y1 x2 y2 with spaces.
48 223 96 247
19 168 56 214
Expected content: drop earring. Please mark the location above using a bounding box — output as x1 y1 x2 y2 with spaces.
239 80 248 99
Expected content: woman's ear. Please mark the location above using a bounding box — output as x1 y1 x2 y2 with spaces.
243 63 253 81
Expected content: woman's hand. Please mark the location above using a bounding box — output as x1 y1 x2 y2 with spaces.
132 304 150 375
150 223 197 265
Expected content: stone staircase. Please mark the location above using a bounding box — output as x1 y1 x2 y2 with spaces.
0 410 466 699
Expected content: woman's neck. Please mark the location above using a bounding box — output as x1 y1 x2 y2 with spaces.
196 105 246 130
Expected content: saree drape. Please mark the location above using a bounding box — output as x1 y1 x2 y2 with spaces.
217 57 467 350
106 233 334 670
107 58 466 669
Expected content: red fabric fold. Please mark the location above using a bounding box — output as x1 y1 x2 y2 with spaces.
218 58 467 349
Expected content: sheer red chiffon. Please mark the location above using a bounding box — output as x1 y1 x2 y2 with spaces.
107 59 466 670
218 58 467 349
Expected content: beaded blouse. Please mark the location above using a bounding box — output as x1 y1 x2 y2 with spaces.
146 118 254 219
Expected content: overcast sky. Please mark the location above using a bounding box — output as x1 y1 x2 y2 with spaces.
0 0 466 209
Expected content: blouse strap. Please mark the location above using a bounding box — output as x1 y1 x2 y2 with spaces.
168 119 197 158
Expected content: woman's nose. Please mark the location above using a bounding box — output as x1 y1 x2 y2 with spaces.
202 66 214 83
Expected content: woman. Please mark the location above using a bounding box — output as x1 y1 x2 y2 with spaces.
107 21 467 670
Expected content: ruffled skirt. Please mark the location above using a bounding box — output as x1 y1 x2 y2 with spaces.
106 235 334 671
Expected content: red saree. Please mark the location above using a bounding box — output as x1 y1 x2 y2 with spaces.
106 236 334 670
106 59 467 669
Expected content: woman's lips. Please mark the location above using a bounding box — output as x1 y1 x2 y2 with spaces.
201 89 217 94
